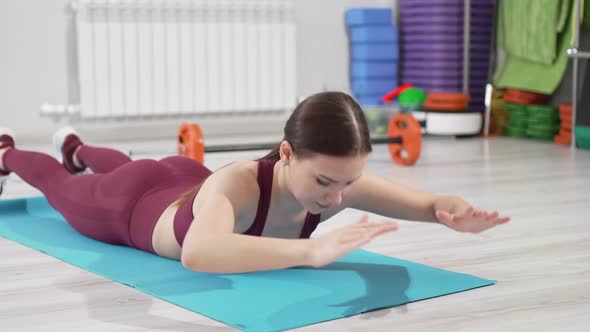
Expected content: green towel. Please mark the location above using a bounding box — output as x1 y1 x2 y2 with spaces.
558 0 571 34
500 0 560 65
494 0 576 94
583 0 590 29
494 0 590 94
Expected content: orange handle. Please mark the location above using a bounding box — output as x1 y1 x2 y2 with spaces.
388 114 422 166
177 123 205 164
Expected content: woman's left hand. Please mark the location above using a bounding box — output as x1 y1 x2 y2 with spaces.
434 196 510 233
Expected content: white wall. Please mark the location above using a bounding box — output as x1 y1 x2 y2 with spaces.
294 0 396 96
1 1 72 143
0 0 395 144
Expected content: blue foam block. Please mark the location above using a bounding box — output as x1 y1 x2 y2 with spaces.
351 79 398 95
351 61 398 78
355 95 385 106
351 44 399 61
349 26 398 43
0 197 494 332
345 8 393 26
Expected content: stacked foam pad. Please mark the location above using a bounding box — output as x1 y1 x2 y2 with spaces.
502 89 557 140
346 8 399 106
555 103 590 149
490 89 508 135
503 103 527 137
423 92 469 112
526 105 560 141
399 0 493 111
555 103 572 145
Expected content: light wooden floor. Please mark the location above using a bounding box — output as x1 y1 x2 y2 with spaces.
1 136 589 331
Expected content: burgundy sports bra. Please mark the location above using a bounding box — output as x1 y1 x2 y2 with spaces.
173 159 321 246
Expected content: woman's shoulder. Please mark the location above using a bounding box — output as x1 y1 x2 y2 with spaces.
216 160 258 181
196 160 261 214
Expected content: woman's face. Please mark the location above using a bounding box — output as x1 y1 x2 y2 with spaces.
286 152 368 214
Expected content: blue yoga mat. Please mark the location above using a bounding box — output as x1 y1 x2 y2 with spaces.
0 197 494 332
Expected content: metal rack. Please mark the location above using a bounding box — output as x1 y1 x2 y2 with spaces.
462 0 471 94
567 0 590 149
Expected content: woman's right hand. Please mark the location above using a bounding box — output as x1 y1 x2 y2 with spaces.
306 214 399 268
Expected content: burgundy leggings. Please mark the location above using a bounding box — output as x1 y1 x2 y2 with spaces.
2 146 211 253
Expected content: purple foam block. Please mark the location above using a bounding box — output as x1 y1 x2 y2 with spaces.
401 68 489 81
400 32 491 44
401 65 489 75
401 11 494 19
416 87 487 95
402 42 491 53
401 63 489 74
400 23 492 35
400 79 489 88
469 93 486 99
400 0 493 8
469 101 486 108
401 76 488 87
469 90 486 97
399 47 490 62
400 15 493 27
414 86 463 93
400 78 487 91
400 6 494 17
401 58 489 70
401 50 490 61
400 83 486 94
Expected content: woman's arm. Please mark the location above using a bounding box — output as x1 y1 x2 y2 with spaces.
345 170 440 222
181 193 311 273
345 170 510 232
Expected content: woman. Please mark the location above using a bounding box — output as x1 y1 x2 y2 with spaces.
0 92 509 274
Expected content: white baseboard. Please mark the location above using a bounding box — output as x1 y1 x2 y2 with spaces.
16 113 288 145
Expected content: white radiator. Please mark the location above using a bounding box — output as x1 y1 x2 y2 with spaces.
73 0 296 118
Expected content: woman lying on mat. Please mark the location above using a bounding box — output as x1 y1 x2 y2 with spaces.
0 92 510 274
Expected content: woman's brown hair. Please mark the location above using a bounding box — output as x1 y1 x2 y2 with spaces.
175 91 372 206
259 91 372 160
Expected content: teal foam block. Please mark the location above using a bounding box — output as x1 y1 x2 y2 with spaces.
0 197 494 332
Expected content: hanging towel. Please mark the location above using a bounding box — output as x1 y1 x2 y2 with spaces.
500 0 561 65
493 0 575 94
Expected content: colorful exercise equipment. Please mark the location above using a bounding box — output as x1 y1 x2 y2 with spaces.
173 114 423 166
